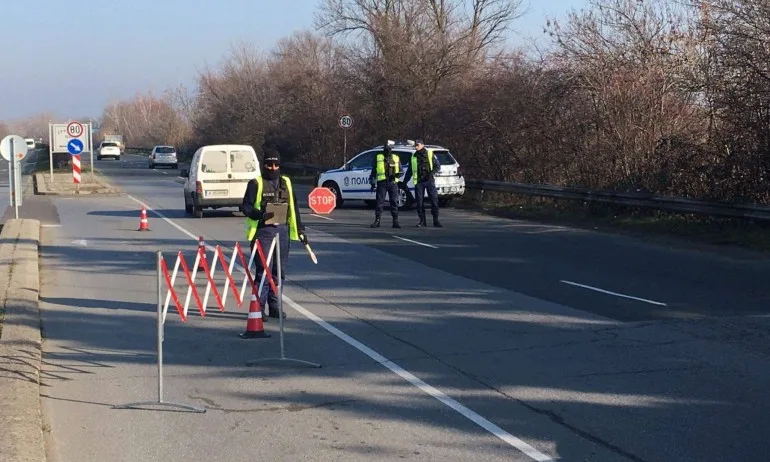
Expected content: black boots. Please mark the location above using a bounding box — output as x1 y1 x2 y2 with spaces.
433 218 443 227
416 216 427 227
370 217 381 228
393 220 401 228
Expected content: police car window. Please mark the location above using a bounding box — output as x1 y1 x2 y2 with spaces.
200 150 228 173
349 152 375 169
230 150 256 173
432 150 457 165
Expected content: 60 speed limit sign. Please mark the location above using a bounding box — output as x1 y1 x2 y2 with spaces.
67 122 84 138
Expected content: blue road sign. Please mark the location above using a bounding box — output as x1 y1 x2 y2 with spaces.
67 138 84 155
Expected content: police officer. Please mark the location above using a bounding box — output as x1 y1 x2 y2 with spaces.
369 141 403 228
404 139 442 227
240 148 308 320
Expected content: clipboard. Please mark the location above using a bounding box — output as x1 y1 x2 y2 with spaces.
264 202 289 225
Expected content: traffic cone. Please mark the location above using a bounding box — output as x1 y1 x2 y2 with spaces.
138 206 150 231
197 236 206 270
239 287 270 339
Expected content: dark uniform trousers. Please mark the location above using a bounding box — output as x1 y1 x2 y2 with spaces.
415 178 440 219
375 179 400 219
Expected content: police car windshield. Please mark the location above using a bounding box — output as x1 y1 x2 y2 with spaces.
432 150 457 165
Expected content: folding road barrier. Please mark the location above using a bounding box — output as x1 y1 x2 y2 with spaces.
114 235 319 413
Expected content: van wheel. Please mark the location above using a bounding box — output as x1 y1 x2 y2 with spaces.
364 200 376 209
438 197 453 207
184 195 193 214
322 181 344 207
193 205 203 218
397 184 413 211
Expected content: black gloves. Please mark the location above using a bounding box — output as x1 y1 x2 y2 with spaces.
299 232 309 245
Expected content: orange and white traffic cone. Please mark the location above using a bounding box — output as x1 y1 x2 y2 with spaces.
138 206 150 231
239 286 270 339
197 236 206 270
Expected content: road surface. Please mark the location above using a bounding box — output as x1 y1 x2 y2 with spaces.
37 153 770 462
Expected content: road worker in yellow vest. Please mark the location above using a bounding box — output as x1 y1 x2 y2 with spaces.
368 140 403 228
241 148 307 320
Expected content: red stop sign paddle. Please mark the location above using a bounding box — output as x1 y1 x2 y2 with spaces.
308 187 336 215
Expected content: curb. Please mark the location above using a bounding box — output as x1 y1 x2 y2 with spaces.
0 219 45 462
34 172 121 196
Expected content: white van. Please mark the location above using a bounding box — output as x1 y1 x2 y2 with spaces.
181 144 260 218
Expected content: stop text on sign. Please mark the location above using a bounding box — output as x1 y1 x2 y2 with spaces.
308 187 336 215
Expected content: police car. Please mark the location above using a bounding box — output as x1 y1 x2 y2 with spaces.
316 140 465 210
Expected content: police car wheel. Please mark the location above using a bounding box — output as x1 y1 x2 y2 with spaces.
322 181 344 206
397 184 412 211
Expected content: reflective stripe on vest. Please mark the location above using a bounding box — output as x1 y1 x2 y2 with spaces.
376 153 401 182
410 150 433 183
244 175 300 242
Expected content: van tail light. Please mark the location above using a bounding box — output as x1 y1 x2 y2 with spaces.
456 166 463 177
196 181 202 194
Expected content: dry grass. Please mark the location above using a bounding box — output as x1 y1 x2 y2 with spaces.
456 190 770 253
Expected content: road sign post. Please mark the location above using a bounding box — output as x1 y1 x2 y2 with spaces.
50 121 90 182
308 187 337 215
68 138 84 192
1 135 29 219
338 115 353 164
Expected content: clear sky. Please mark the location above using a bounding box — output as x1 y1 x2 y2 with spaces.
0 0 585 121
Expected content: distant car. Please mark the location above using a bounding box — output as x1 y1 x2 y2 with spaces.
24 138 35 149
97 141 121 161
149 145 178 169
316 140 465 210
181 144 260 218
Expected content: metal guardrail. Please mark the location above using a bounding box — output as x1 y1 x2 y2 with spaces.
466 179 770 221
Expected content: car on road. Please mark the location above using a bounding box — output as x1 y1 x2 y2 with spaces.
180 144 260 218
149 145 178 169
316 140 465 210
97 141 121 161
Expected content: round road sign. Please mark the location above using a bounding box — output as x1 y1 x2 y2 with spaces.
0 135 29 162
308 187 337 215
67 121 85 138
338 115 353 130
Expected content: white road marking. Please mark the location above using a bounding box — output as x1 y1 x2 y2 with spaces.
41 224 62 228
560 280 667 306
393 235 438 249
126 194 552 462
161 171 168 175
310 213 333 221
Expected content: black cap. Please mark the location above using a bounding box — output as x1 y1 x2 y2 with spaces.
263 148 280 165
415 139 424 146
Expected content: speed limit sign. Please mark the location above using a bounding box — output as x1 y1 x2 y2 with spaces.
67 122 84 138
338 115 353 129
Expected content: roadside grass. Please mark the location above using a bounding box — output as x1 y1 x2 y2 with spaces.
455 190 770 253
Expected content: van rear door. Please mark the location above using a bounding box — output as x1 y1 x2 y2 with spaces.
228 148 259 200
198 148 230 200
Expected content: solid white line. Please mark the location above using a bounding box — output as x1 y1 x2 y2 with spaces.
161 171 168 175
560 280 667 306
392 235 438 249
126 194 552 462
310 214 334 221
41 224 62 228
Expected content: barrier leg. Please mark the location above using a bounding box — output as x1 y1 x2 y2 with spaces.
113 251 206 412
246 234 321 369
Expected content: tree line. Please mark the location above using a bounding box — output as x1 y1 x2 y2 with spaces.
90 0 770 205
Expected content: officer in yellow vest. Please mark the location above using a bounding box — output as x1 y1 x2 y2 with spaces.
368 141 403 228
241 148 307 320
404 139 442 227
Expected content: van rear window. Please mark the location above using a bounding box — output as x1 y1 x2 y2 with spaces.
201 150 228 173
230 150 257 173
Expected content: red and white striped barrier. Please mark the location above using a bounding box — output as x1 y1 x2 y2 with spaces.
72 154 81 184
160 237 278 323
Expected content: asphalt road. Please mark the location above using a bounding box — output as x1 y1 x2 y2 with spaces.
37 153 770 462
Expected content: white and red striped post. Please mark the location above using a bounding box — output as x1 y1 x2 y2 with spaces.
72 154 81 185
